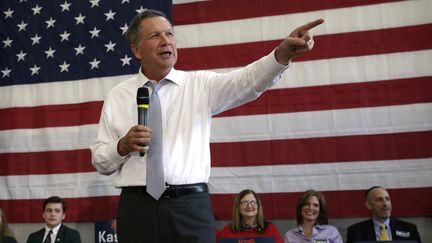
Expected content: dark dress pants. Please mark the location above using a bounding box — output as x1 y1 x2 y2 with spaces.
117 188 216 243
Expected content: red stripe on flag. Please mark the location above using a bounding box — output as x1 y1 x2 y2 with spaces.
0 149 93 176
173 0 402 25
2 76 431 130
2 131 430 175
0 101 102 130
0 196 119 223
211 131 432 167
1 187 430 222
212 187 432 220
176 23 432 70
217 76 432 117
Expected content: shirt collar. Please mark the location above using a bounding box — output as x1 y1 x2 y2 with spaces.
137 67 183 87
293 224 325 234
373 217 390 231
45 223 61 235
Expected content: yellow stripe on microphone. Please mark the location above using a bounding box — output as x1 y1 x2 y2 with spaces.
138 104 149 108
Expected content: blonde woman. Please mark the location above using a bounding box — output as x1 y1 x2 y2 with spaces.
0 208 17 243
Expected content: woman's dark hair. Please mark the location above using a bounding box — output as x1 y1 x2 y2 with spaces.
295 189 328 225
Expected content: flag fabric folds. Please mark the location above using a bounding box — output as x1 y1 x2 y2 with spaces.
1 0 432 222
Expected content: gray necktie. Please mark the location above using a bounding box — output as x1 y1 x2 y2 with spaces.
145 80 165 199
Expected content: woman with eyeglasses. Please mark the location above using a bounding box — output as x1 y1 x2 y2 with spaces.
284 189 343 243
218 189 283 243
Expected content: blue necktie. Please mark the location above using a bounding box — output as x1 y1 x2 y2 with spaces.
145 80 165 199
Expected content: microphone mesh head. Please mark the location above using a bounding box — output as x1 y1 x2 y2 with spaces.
137 86 150 105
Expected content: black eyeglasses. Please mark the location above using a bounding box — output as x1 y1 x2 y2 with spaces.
239 200 257 208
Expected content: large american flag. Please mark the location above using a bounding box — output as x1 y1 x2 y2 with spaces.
1 0 431 223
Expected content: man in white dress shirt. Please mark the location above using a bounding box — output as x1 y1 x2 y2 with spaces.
91 9 323 243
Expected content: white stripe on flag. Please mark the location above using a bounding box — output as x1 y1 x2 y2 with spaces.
1 103 431 153
2 50 431 108
0 74 134 109
276 50 432 89
209 158 432 194
0 124 97 153
211 103 432 143
0 172 118 200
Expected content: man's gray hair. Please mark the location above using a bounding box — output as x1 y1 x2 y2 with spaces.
125 9 170 45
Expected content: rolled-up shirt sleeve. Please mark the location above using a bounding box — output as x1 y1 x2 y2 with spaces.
90 95 128 175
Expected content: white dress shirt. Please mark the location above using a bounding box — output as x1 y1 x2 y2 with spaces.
44 224 61 243
90 50 288 187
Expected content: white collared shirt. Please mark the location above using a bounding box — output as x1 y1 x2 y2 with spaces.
44 224 61 243
91 50 288 187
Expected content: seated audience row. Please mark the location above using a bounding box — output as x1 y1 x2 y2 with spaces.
1 186 423 243
217 186 422 243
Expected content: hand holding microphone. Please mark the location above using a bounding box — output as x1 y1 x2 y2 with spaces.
116 86 152 157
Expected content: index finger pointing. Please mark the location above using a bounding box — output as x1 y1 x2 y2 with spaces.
297 18 325 33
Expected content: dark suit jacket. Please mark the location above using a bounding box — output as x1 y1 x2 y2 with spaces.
26 224 81 243
2 236 18 243
346 218 421 243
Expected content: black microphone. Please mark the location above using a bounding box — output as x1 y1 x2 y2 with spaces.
137 86 150 157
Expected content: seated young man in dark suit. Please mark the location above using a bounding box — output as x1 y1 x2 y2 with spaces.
346 186 421 243
26 196 81 243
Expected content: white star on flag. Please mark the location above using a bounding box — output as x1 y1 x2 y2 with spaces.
17 21 27 31
2 67 12 77
89 58 100 70
74 44 86 55
32 5 42 15
120 54 132 66
45 17 56 28
3 37 13 48
59 61 70 73
31 34 42 45
16 51 27 62
60 31 71 42
90 0 100 8
45 47 56 58
104 41 116 52
4 8 14 18
136 6 147 13
89 27 100 38
120 23 128 34
104 10 116 21
60 1 71 12
30 64 41 76
75 14 85 25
